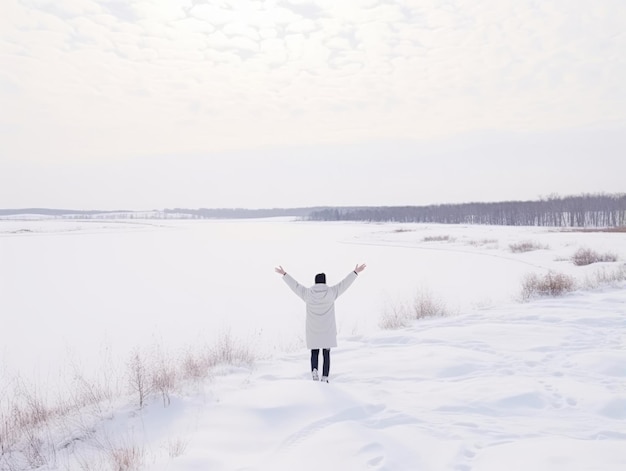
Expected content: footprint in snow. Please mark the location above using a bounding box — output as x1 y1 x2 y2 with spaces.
279 404 386 450
358 442 386 469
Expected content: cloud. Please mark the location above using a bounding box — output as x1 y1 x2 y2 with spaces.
222 21 260 41
0 0 624 169
23 0 102 19
280 1 327 20
286 18 318 34
132 1 186 22
100 1 140 22
0 74 19 94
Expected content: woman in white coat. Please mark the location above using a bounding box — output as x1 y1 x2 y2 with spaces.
275 264 367 382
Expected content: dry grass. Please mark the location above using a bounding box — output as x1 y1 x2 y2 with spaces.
150 347 177 408
0 332 257 471
571 247 619 266
553 255 571 262
379 303 412 330
0 379 65 471
165 437 189 459
413 290 448 319
128 351 150 410
466 238 498 248
379 289 449 329
582 265 626 289
206 332 255 368
422 235 455 242
509 240 549 253
108 445 144 471
520 271 576 301
181 350 209 382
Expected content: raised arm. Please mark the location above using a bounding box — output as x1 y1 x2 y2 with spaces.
275 266 307 301
333 263 366 298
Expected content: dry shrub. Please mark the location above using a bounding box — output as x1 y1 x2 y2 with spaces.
572 247 618 266
422 235 455 242
0 370 115 471
521 271 576 301
108 445 144 471
124 334 256 408
379 289 449 329
554 255 570 262
413 290 447 319
127 351 151 410
180 350 209 382
68 365 117 415
582 265 626 289
467 238 498 248
150 347 177 408
206 332 255 367
509 240 549 253
15 381 52 430
70 376 109 412
2 379 56 458
23 428 49 469
179 333 258 382
379 302 411 330
1 332 259 470
0 409 12 457
166 437 189 459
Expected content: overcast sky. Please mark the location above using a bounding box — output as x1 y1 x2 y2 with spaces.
1 0 625 210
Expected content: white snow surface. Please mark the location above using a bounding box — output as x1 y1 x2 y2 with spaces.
1 219 625 470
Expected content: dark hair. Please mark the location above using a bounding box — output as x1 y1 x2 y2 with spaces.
315 273 326 284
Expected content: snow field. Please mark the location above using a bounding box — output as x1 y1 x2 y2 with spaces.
1 218 625 470
100 289 625 471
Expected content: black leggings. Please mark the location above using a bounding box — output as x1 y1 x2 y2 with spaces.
311 349 331 377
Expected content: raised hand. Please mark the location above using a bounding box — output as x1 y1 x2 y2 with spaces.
354 263 367 274
275 266 286 276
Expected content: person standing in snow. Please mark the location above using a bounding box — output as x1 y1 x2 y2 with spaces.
274 264 367 383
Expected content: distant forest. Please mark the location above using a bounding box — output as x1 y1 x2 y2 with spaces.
0 207 318 219
2 194 624 227
309 194 626 228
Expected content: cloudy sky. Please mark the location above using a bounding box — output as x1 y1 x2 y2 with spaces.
1 0 625 209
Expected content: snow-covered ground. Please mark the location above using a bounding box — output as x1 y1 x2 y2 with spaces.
1 219 625 470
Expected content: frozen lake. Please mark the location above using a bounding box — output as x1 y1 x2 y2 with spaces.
1 218 623 386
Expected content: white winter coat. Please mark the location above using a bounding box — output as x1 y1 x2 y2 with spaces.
283 271 358 349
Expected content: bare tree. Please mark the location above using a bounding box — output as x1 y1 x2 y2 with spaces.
128 351 150 409
310 193 626 228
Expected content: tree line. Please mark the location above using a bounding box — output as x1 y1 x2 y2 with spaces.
0 207 318 219
308 193 626 228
